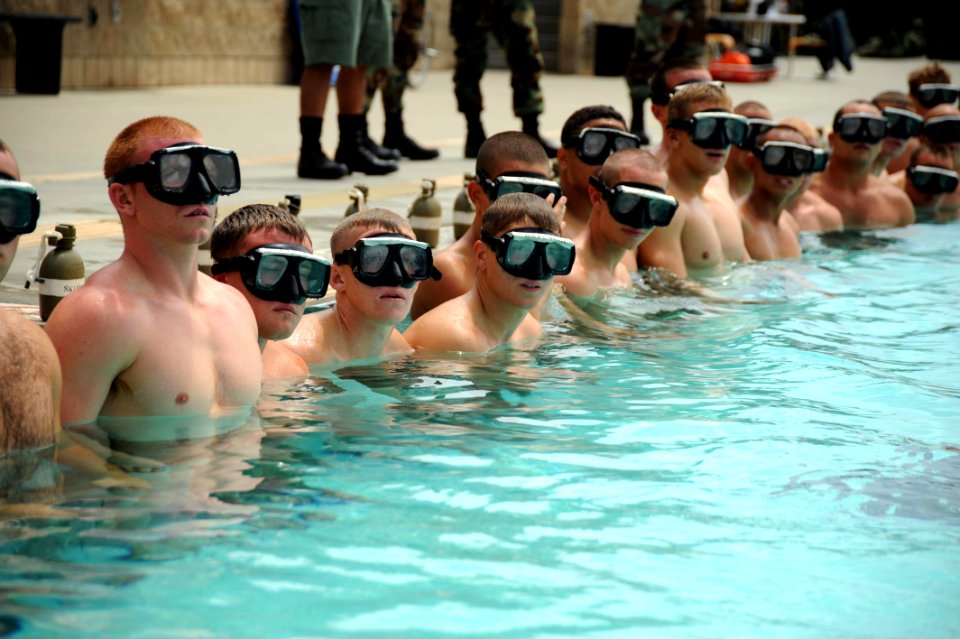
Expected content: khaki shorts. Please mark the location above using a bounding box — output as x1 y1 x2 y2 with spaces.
298 0 392 68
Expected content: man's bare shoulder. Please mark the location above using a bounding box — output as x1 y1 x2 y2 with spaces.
412 244 475 318
263 340 308 380
0 310 60 452
405 297 476 352
282 308 333 360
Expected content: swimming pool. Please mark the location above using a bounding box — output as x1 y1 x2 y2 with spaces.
2 222 958 638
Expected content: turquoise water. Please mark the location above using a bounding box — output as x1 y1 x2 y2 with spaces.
2 223 959 638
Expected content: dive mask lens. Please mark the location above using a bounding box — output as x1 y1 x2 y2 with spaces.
481 228 575 280
882 107 924 139
109 143 241 206
0 180 41 236
591 177 678 228
477 171 563 203
576 127 642 165
916 83 960 109
743 118 776 151
923 116 960 145
334 235 440 288
755 141 817 176
907 165 960 195
212 243 330 304
670 112 748 149
834 114 887 144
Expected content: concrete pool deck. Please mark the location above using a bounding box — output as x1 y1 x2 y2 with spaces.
2 54 959 307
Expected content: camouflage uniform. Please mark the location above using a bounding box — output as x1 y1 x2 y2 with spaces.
449 0 545 118
625 0 709 105
370 0 425 114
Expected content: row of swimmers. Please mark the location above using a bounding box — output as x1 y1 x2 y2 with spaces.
1 61 958 459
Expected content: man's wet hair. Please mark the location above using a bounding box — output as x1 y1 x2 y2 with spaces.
666 83 731 121
104 116 201 180
598 148 664 186
908 62 952 97
211 204 311 260
475 131 549 179
560 105 627 148
909 143 953 167
734 100 771 117
872 90 913 111
330 208 414 254
482 192 561 236
651 59 709 106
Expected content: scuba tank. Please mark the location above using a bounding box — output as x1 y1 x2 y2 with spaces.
409 178 442 247
453 172 475 240
25 223 85 322
344 184 369 217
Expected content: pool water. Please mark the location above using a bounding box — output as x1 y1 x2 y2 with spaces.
2 223 959 638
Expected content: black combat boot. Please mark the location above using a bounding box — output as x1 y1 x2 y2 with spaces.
464 113 486 159
334 113 399 176
383 111 440 160
297 116 349 180
361 111 401 161
521 114 558 158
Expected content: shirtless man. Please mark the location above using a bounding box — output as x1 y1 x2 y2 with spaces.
870 91 922 178
726 100 776 202
284 208 439 364
404 193 574 353
919 103 960 218
556 105 642 239
780 116 844 233
886 62 956 175
44 117 263 425
738 126 814 261
0 140 61 453
891 144 959 222
811 101 915 230
211 204 330 379
557 149 676 299
410 131 563 319
648 59 715 164
637 82 750 277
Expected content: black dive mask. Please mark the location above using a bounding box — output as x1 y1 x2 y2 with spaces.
914 83 959 109
480 226 575 280
212 243 330 305
742 118 777 151
108 143 241 206
334 233 441 289
923 116 960 145
0 179 40 244
811 147 831 172
476 170 563 203
667 111 748 149
589 176 678 228
561 127 643 165
833 113 887 144
907 165 960 195
882 107 923 140
753 141 819 177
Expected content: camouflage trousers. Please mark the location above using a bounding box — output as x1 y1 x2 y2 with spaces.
626 0 708 102
450 0 545 118
367 0 425 114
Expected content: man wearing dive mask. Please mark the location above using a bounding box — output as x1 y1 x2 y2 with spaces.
211 204 328 379
870 92 923 178
45 116 263 425
556 105 638 239
284 209 435 364
638 82 750 277
811 101 915 230
410 131 565 320
0 139 62 453
779 116 844 234
725 100 775 203
738 126 812 261
896 144 960 222
557 149 674 300
405 193 571 353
